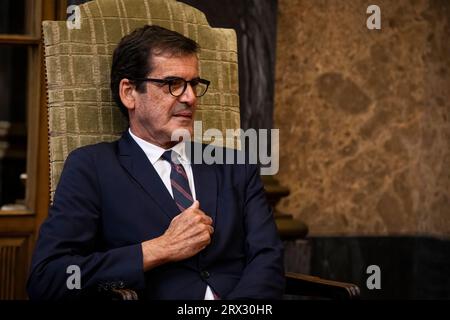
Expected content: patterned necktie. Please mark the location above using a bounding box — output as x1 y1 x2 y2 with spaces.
161 150 194 212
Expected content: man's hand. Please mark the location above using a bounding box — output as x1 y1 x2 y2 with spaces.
141 201 214 271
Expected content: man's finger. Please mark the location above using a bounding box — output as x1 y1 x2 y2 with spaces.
199 214 213 225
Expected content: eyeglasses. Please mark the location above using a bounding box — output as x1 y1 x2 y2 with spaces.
134 76 210 97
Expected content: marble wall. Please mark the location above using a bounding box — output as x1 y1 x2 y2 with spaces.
274 0 450 237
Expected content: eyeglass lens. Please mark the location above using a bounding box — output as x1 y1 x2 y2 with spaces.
169 78 208 97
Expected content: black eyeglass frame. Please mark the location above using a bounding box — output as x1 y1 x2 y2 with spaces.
132 76 210 97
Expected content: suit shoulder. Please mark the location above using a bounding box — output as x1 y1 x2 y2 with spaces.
66 140 119 163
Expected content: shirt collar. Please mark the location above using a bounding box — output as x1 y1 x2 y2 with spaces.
129 128 190 165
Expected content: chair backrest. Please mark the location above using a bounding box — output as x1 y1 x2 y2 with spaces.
43 0 240 199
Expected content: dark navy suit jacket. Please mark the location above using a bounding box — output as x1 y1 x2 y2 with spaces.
27 131 285 300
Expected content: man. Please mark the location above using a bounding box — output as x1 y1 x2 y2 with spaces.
27 25 284 300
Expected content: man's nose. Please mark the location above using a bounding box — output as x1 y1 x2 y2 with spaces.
178 83 196 104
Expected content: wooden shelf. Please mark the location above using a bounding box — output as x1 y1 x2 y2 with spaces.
0 35 41 45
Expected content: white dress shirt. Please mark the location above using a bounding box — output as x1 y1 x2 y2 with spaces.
129 129 216 300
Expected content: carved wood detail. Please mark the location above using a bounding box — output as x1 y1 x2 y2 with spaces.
0 236 30 299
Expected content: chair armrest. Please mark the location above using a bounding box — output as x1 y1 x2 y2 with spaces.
285 272 360 299
108 288 139 300
99 274 360 300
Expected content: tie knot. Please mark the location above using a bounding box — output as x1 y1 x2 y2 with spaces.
161 150 177 164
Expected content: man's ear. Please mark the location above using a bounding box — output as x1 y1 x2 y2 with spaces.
119 79 137 110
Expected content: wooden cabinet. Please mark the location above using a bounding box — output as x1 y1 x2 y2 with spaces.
0 214 34 299
0 0 67 300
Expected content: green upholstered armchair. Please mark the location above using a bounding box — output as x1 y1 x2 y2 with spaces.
42 0 359 300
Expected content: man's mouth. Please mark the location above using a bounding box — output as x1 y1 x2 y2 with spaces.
173 111 193 118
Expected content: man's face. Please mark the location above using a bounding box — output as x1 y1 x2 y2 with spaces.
129 53 199 148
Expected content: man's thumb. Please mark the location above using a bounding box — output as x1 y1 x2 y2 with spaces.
190 200 200 209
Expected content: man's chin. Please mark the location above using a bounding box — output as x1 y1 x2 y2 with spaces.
170 124 193 142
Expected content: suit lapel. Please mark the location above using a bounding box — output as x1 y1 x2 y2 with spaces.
117 132 180 221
